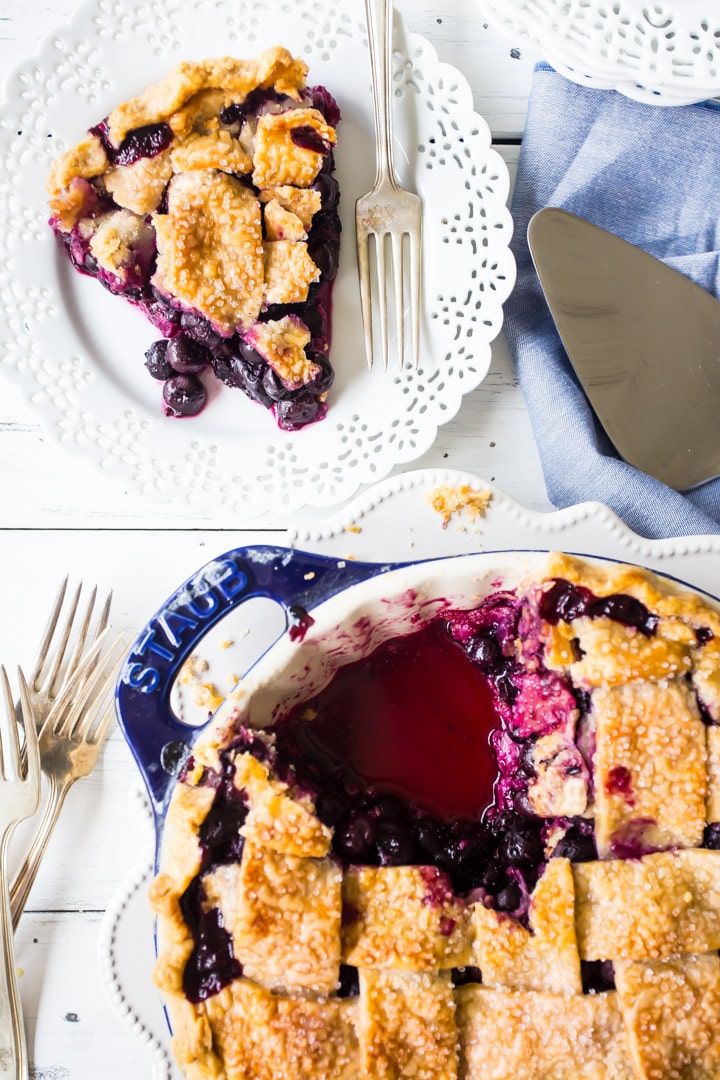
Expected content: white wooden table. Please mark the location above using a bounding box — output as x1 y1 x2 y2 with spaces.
0 2 545 1076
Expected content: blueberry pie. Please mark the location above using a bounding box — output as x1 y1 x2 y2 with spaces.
150 553 720 1078
47 47 341 430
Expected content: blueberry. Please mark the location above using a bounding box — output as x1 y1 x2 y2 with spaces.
498 820 543 868
539 580 592 624
416 817 448 861
479 860 506 893
451 966 482 988
338 814 376 861
163 374 207 417
290 125 332 155
180 311 223 350
299 305 327 342
337 965 359 998
306 85 341 127
312 172 340 211
305 354 334 395
261 366 292 403
376 820 417 865
581 960 616 994
315 793 344 828
144 340 174 380
585 593 658 636
553 828 597 862
495 882 521 912
219 102 245 127
469 632 503 672
364 792 410 822
275 392 324 430
705 823 720 850
113 122 173 166
166 335 212 374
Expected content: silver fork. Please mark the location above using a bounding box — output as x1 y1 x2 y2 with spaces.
0 667 41 1080
25 577 112 728
356 0 422 371
9 632 127 930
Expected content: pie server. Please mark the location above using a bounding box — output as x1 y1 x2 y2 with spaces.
527 207 720 491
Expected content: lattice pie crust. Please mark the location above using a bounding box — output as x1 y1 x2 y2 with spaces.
149 554 720 1078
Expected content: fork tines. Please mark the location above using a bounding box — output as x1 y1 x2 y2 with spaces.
356 193 422 371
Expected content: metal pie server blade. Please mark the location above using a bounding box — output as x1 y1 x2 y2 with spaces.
527 207 720 491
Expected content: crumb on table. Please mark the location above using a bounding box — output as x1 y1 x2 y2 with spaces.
427 485 492 529
178 653 225 711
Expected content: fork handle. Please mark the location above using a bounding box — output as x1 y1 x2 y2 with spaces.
365 0 397 187
9 776 67 932
0 827 29 1077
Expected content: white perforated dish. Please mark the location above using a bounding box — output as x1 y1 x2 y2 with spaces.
475 0 720 105
0 0 514 518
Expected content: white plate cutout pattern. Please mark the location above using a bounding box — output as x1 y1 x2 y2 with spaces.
476 0 720 105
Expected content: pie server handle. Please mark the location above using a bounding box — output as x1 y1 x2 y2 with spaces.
115 545 404 820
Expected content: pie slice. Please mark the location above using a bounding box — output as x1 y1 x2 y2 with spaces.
47 46 340 430
148 553 720 1077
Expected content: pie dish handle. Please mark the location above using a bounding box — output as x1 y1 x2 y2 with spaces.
115 544 403 818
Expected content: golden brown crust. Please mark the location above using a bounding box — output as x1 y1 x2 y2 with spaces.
204 979 359 1080
170 131 252 175
245 317 319 387
573 850 720 961
342 866 473 971
153 170 264 333
456 986 635 1080
592 678 706 857
569 617 692 687
252 107 336 189
104 151 174 214
106 48 308 145
707 725 720 823
615 953 720 1080
229 841 342 994
359 969 458 1080
260 185 321 227
471 858 582 994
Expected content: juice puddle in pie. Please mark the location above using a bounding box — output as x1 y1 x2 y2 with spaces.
274 620 501 822
150 553 720 1080
47 47 341 430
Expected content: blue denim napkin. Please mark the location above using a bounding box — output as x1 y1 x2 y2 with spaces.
504 63 720 539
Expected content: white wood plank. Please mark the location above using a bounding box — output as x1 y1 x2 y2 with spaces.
16 911 152 1077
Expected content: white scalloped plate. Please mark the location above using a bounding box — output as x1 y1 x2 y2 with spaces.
475 0 720 105
0 0 514 519
99 468 720 1078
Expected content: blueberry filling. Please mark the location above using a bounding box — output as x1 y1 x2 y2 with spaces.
540 579 659 636
291 124 333 155
91 119 174 164
179 754 248 1002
